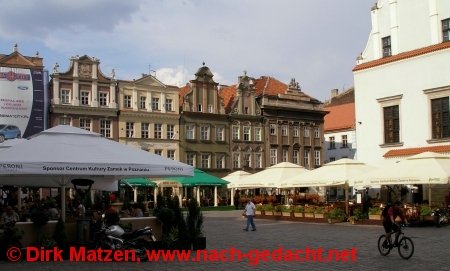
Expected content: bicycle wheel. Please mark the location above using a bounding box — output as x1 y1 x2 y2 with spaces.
377 235 391 256
397 237 414 259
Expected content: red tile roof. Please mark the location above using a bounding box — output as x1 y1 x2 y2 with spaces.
253 76 288 96
384 145 450 158
353 42 450 72
219 85 237 113
179 84 190 106
323 103 355 132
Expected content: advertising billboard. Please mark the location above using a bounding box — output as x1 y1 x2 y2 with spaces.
0 67 45 141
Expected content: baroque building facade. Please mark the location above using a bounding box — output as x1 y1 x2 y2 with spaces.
49 55 119 139
117 74 180 160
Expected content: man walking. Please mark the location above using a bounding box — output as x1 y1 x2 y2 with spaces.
243 199 256 231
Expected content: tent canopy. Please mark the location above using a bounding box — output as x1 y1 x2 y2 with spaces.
351 152 450 186
158 168 229 187
235 162 309 188
0 125 194 190
223 170 251 189
279 158 378 188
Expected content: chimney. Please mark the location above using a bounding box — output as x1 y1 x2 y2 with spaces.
331 89 339 98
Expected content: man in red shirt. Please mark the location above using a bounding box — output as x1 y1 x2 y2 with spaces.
382 201 408 246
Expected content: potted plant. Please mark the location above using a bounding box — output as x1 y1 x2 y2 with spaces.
255 204 264 215
314 206 325 219
293 205 304 218
263 204 274 216
368 207 382 220
186 199 205 251
280 205 292 217
274 205 283 216
304 205 315 218
420 204 433 222
327 207 346 223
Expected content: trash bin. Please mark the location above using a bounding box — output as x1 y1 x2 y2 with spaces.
76 218 91 245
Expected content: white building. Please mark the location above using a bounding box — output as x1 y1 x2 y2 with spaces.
353 0 450 204
353 0 450 166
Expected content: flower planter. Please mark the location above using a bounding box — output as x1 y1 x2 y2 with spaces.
304 212 314 218
274 211 282 216
369 214 381 220
282 212 292 217
314 213 324 219
293 212 304 218
255 210 264 216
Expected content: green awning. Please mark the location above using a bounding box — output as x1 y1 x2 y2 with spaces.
120 178 156 187
159 168 229 187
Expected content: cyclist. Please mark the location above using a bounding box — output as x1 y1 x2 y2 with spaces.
382 201 408 247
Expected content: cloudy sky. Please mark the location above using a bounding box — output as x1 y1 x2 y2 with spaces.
0 0 375 102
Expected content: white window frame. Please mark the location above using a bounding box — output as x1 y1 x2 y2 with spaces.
201 153 211 168
293 127 299 137
216 153 225 169
216 126 225 141
79 118 91 131
141 123 149 138
186 124 195 140
152 97 160 110
167 150 175 160
124 95 132 108
233 153 240 169
100 119 111 138
281 125 288 136
154 123 162 139
232 126 240 140
254 153 262 168
304 149 310 168
60 117 71 125
126 122 134 138
140 96 146 109
282 148 288 162
60 89 70 104
200 125 210 140
167 124 175 139
80 90 90 105
243 126 251 141
314 150 321 166
186 153 196 166
99 91 108 106
293 150 299 165
270 148 277 166
270 124 277 135
165 99 173 111
254 127 262 141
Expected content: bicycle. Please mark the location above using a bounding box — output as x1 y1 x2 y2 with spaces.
377 223 414 259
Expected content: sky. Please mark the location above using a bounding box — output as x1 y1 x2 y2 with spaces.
0 0 375 102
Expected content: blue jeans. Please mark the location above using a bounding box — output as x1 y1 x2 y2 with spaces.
245 215 256 230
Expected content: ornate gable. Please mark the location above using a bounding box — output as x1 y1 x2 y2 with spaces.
0 51 43 68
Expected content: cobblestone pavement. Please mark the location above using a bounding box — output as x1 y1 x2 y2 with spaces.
1 210 450 271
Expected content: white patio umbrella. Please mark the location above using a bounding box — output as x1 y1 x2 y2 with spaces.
0 125 194 221
350 152 450 205
279 158 378 214
236 162 309 188
223 170 251 206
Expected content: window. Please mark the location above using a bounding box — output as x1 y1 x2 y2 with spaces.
141 123 149 138
126 122 134 138
383 105 400 144
243 153 251 168
216 126 225 141
342 135 348 148
443 18 450 42
100 119 111 138
254 127 262 141
314 150 321 166
79 118 91 131
167 150 175 160
154 123 162 139
80 91 90 105
304 149 310 168
140 96 146 109
303 127 310 137
167 124 175 139
314 128 320 138
233 153 240 168
208 104 213 113
152 97 159 110
329 136 336 149
243 126 251 141
382 36 391 57
293 150 299 165
186 153 196 166
60 117 71 125
232 126 240 140
431 97 450 139
281 125 288 136
124 95 132 108
282 148 288 162
186 124 195 140
254 153 262 168
197 104 202 112
216 154 225 169
201 154 211 168
154 150 162 156
293 127 299 137
99 92 108 106
200 125 210 140
270 148 277 166
270 124 276 135
61 89 70 104
165 99 173 111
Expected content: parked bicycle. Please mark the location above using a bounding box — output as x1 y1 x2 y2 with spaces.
378 223 414 259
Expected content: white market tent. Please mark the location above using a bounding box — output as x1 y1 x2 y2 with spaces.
223 170 251 206
0 125 194 220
